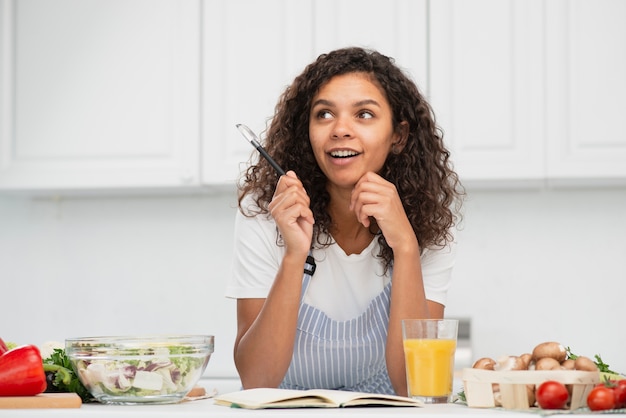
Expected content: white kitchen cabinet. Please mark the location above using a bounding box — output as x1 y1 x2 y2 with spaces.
429 0 545 186
312 0 428 89
429 0 626 187
202 0 428 186
0 0 200 192
3 0 622 193
201 0 314 186
545 0 626 184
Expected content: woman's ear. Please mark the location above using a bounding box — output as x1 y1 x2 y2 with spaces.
392 121 410 154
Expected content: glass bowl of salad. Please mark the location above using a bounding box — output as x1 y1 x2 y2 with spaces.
65 335 214 405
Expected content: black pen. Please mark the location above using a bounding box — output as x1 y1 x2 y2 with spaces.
236 124 286 176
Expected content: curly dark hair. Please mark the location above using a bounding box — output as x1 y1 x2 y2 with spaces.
238 47 464 271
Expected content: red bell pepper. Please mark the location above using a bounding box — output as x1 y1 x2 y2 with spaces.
0 345 47 396
0 338 8 355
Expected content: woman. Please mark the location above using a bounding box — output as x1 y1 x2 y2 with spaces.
226 47 464 396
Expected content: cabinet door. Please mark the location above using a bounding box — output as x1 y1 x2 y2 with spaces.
202 0 314 186
313 0 428 90
429 0 545 186
545 0 626 183
0 0 200 191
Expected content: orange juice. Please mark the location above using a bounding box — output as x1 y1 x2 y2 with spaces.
403 338 456 397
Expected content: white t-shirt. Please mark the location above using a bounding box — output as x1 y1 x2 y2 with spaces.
226 201 456 321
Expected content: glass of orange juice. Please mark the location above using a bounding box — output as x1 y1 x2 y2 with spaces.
402 319 458 403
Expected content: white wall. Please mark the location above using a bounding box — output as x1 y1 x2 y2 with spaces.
1 185 625 376
446 186 626 374
0 191 239 377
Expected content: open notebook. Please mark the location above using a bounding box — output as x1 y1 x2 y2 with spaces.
213 388 423 409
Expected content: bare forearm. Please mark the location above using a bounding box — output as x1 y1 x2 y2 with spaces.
234 254 307 388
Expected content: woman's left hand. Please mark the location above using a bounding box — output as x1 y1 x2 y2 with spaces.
349 172 417 251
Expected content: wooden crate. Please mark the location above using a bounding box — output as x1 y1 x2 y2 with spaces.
462 368 599 410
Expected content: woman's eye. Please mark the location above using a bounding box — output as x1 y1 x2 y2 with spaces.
317 110 333 119
358 110 374 119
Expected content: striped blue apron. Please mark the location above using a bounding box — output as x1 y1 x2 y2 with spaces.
279 258 395 394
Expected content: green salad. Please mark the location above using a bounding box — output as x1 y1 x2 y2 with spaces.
71 345 208 398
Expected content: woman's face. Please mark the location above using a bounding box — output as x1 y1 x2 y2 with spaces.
308 72 402 190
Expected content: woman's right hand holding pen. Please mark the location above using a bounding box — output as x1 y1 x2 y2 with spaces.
235 170 314 389
234 170 314 389
268 170 315 257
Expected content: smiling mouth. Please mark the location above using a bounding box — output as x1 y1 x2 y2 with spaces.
329 150 360 158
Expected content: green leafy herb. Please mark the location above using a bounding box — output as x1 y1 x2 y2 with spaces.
593 354 614 374
456 390 467 403
42 348 93 402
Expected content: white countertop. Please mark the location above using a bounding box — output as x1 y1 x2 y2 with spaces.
0 378 597 417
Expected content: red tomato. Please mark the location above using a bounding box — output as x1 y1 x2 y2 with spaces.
587 386 616 411
614 380 626 409
536 381 569 409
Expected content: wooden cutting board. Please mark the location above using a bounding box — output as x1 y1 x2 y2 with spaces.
0 393 82 409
